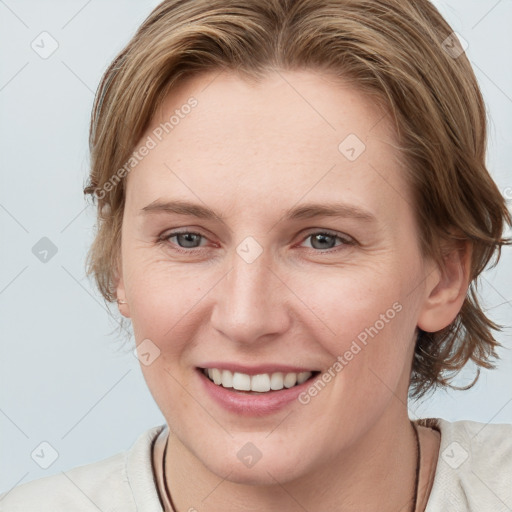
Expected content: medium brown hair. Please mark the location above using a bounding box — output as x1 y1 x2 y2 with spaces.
83 0 511 398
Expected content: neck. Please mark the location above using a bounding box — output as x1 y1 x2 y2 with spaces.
164 405 421 512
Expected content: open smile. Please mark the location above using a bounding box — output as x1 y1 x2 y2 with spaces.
197 366 321 415
200 367 320 393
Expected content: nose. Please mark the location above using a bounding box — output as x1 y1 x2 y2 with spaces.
209 243 291 346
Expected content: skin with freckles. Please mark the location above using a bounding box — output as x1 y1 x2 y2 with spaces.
116 70 469 511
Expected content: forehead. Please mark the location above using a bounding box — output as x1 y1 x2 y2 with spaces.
125 69 411 224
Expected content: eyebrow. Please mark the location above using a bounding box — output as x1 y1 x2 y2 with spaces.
140 199 376 223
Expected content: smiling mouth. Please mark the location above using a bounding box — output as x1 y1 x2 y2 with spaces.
200 368 320 393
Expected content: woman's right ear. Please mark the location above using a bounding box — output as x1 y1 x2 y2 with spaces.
114 254 131 318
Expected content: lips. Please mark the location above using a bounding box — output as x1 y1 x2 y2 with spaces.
197 365 321 415
201 367 316 392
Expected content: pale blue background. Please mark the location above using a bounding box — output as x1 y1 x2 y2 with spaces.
1 0 511 494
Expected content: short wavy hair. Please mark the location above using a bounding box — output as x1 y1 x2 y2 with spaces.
83 0 511 399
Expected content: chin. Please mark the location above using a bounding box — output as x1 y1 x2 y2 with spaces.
208 458 307 486
192 438 315 487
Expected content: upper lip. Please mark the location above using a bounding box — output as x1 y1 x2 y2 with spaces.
198 363 319 375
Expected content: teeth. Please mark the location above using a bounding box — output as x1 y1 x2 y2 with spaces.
251 374 271 392
221 369 233 388
233 372 251 391
203 368 313 392
211 368 222 385
283 372 297 388
270 372 284 390
297 371 310 384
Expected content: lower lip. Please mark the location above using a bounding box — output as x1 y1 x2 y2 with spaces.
197 369 317 416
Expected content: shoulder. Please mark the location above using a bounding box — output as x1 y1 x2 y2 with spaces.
421 417 512 512
0 425 166 512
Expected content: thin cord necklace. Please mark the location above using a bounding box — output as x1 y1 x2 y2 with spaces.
161 436 177 512
161 422 422 512
411 420 421 512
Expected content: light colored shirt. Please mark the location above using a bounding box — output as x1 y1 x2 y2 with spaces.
1 418 511 511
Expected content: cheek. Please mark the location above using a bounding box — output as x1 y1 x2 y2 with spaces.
125 255 216 354
295 263 418 392
298 266 404 340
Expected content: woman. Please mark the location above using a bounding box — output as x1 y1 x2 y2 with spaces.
2 0 511 510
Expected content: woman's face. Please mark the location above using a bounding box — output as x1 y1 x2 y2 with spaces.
117 70 439 483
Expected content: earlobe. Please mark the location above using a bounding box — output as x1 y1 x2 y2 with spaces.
113 253 131 318
115 276 131 318
417 241 472 333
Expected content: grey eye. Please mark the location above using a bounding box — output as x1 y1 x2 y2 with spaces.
172 232 204 248
307 233 340 250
